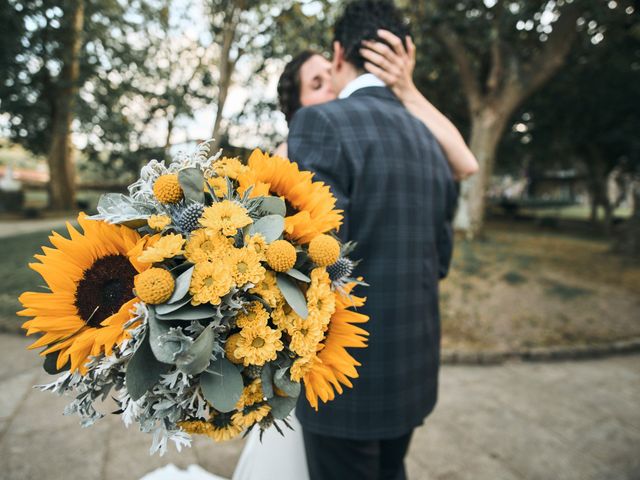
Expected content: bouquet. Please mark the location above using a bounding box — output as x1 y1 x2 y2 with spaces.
18 142 368 454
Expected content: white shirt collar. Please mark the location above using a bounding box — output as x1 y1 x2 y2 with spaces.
338 73 385 99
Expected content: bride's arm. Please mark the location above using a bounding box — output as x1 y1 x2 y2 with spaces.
361 30 478 180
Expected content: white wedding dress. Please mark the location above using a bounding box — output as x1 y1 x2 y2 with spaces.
141 411 309 480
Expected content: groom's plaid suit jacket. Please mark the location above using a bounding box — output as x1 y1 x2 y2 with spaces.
288 86 457 440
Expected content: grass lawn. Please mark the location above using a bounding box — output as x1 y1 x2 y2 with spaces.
441 221 640 351
1 221 639 352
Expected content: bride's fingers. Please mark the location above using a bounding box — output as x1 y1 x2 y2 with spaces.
362 39 403 65
406 36 416 62
360 47 394 73
376 29 408 58
363 61 395 85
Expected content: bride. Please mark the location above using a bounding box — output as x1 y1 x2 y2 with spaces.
143 30 477 480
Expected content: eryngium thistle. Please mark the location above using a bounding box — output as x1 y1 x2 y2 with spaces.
244 364 262 379
327 257 354 281
177 202 205 233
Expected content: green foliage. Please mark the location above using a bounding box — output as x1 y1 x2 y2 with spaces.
276 273 308 319
200 357 244 413
126 330 172 401
248 214 285 243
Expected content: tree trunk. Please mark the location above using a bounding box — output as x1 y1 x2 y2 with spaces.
210 4 240 152
454 108 508 237
612 180 640 257
47 0 84 210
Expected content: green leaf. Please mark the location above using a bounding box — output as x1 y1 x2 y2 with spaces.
155 304 217 321
155 296 191 315
178 168 205 203
267 395 298 419
166 266 194 304
274 367 301 397
175 324 215 375
126 331 171 401
285 268 311 283
200 358 244 413
260 362 275 399
255 196 286 217
276 274 308 319
147 306 181 364
43 351 70 375
248 215 284 243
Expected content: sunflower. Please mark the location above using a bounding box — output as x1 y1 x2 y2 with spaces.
137 233 185 264
18 213 154 374
237 149 343 243
235 323 284 366
249 270 282 308
209 412 243 442
300 284 369 410
184 228 233 263
232 403 271 428
306 268 336 328
236 301 270 329
189 261 234 305
228 247 265 287
199 200 252 236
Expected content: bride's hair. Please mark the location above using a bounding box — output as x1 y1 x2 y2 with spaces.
277 50 319 124
334 0 410 71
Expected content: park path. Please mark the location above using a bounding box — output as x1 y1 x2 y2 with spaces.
0 332 638 480
0 216 75 238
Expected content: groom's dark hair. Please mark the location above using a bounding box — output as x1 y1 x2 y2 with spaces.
333 0 410 71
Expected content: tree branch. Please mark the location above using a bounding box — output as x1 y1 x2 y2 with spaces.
486 1 504 94
436 24 482 113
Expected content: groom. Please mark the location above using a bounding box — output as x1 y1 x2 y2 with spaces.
287 0 458 479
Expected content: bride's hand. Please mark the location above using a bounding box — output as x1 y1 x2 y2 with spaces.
360 29 418 100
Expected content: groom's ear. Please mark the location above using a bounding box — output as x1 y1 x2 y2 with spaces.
332 41 344 70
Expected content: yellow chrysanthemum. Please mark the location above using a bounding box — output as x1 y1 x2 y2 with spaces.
306 268 336 327
138 233 185 264
189 261 234 305
147 214 171 231
270 301 302 333
289 317 325 357
209 412 243 442
244 233 267 261
213 156 249 180
235 323 283 366
302 285 369 410
228 247 266 287
18 213 154 374
249 271 282 308
153 174 183 204
206 176 228 198
236 301 270 329
237 149 343 243
184 228 233 263
265 240 297 272
308 234 340 267
236 379 265 410
134 268 174 304
225 333 245 364
199 200 252 236
232 404 271 428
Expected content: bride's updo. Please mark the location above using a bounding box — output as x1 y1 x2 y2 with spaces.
277 50 318 124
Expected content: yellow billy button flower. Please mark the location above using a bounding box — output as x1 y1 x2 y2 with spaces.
225 333 244 365
134 268 175 304
153 174 183 204
265 240 297 272
308 234 340 267
147 214 171 231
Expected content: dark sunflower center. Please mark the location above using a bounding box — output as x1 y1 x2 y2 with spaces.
212 412 234 429
284 199 298 217
75 254 137 328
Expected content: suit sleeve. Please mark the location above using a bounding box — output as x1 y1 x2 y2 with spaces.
287 106 351 241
